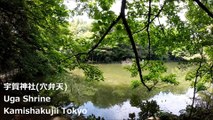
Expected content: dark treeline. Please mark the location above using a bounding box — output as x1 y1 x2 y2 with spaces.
88 43 185 63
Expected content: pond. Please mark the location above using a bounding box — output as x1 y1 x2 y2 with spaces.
76 88 194 119
66 63 195 119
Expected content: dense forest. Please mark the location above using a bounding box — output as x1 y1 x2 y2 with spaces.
0 0 213 120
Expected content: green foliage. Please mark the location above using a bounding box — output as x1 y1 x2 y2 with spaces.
0 0 71 80
179 91 213 120
185 70 196 81
0 0 106 82
79 64 104 81
1 0 212 101
139 100 160 119
158 112 178 120
90 43 135 63
62 0 213 118
130 94 142 107
196 82 207 91
130 80 141 89
185 63 212 92
124 61 139 77
161 74 179 85
143 61 178 85
125 60 179 89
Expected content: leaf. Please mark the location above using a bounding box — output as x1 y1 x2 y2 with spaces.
196 82 207 92
161 74 179 85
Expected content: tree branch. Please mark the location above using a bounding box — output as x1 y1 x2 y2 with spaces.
157 17 166 36
189 50 203 119
121 0 151 91
194 0 213 19
62 15 121 62
210 64 213 82
133 0 167 35
147 0 152 60
87 15 121 55
63 0 165 91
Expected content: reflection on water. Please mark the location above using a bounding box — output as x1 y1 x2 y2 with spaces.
66 63 194 119
79 101 140 119
150 88 194 115
77 88 194 119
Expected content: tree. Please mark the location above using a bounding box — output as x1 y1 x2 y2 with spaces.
182 1 213 118
70 5 213 120
71 0 187 91
0 0 71 80
1 0 212 119
0 0 104 82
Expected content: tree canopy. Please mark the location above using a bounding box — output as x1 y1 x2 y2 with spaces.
1 0 212 90
0 0 70 80
71 0 213 91
0 0 213 119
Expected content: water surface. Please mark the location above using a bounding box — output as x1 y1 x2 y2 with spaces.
78 88 194 119
67 63 194 119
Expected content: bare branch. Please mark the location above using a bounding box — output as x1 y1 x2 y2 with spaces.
194 0 213 19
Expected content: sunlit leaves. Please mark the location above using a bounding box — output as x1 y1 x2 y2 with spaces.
79 64 104 81
70 0 213 89
125 60 178 88
124 61 139 77
185 63 212 92
196 82 207 91
97 0 115 11
161 74 179 85
185 70 196 81
142 61 178 85
131 80 141 89
143 61 166 73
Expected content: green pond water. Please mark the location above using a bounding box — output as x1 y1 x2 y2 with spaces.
61 62 195 119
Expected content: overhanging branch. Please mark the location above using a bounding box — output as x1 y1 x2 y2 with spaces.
133 0 167 35
194 0 213 19
87 15 121 54
62 15 121 62
121 0 151 91
147 0 152 60
63 0 162 91
157 17 166 36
